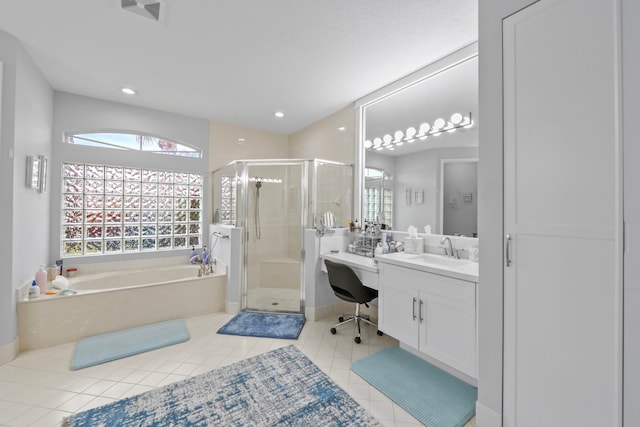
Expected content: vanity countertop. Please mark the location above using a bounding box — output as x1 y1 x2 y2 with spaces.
375 252 479 282
320 251 379 273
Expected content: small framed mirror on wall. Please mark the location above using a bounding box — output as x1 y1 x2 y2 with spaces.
26 156 40 190
25 155 48 193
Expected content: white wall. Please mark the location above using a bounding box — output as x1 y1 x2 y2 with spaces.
0 30 53 355
289 105 355 164
51 92 210 264
209 120 289 172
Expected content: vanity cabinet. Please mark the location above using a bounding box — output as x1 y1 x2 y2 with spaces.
379 263 477 378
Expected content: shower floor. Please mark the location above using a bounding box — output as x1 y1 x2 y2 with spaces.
246 287 301 312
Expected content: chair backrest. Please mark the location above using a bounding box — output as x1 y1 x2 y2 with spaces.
324 259 378 304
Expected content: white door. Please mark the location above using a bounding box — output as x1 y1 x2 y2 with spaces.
420 282 476 377
379 267 419 347
503 1 621 426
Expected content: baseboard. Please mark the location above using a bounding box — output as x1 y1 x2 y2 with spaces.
0 337 19 365
225 301 240 315
476 401 501 427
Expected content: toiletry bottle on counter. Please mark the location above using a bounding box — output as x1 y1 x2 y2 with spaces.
202 245 209 265
29 280 40 299
35 265 47 294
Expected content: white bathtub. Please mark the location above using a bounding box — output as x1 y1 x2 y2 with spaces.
17 260 226 351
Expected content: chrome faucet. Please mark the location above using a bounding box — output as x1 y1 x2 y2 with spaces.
441 236 457 258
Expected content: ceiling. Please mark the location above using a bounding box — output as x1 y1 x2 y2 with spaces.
0 0 477 135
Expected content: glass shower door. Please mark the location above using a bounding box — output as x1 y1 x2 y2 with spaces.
242 162 305 313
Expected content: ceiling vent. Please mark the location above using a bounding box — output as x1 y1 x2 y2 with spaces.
121 0 163 21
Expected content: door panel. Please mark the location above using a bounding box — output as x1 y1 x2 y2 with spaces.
503 0 621 426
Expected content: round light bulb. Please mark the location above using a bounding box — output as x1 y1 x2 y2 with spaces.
451 113 463 125
433 118 446 130
383 134 392 146
373 137 382 148
364 140 373 149
418 122 431 136
394 130 404 142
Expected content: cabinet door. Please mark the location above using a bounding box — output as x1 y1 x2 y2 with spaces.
503 0 621 425
419 282 476 377
379 281 418 348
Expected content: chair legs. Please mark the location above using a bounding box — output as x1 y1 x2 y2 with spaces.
329 303 383 343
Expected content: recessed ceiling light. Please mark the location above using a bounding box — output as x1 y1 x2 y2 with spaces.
237 138 246 143
121 87 137 95
337 126 346 132
274 111 285 118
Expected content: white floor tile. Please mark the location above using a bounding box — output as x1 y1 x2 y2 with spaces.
0 312 478 427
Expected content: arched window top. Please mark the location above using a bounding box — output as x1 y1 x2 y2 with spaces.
65 131 202 158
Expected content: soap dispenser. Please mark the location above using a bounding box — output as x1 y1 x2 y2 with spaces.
202 245 209 266
189 246 198 264
29 280 40 299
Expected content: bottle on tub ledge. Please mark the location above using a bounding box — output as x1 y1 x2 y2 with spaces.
29 280 40 299
35 265 48 295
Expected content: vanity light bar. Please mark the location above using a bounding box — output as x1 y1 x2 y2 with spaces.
364 112 473 151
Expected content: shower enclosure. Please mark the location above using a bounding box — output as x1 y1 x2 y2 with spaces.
212 159 352 314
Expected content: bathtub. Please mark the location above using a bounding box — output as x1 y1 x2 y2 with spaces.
17 260 226 351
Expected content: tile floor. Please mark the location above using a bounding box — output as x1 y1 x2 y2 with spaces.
0 312 477 427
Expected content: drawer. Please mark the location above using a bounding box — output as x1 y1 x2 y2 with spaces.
380 263 475 300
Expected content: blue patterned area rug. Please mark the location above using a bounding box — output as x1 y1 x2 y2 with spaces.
63 345 378 426
351 347 477 427
217 311 306 339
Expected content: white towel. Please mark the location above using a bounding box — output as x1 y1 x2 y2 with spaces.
51 275 70 289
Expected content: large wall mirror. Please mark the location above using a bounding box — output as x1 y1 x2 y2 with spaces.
355 42 478 236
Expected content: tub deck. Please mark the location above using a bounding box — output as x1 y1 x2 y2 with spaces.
17 262 227 351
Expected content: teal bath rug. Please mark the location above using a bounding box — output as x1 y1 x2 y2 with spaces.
71 319 190 370
217 311 306 339
64 345 378 426
351 347 477 427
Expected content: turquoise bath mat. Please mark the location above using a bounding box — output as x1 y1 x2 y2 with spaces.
351 347 477 427
64 345 377 426
217 312 305 339
71 319 190 370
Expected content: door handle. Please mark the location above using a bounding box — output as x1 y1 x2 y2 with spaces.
419 300 424 323
505 234 512 267
412 297 417 321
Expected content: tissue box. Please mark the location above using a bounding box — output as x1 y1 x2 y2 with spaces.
404 237 424 254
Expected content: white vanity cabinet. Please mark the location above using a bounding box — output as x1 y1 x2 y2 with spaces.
379 262 477 378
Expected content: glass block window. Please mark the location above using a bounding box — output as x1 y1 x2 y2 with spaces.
62 163 203 257
364 187 393 227
219 176 236 225
364 187 380 223
65 132 202 158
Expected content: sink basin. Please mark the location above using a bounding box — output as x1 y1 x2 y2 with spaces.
405 253 472 268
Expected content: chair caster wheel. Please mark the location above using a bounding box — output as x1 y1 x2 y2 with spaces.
354 336 361 344
330 328 337 335
338 316 344 322
377 330 383 336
